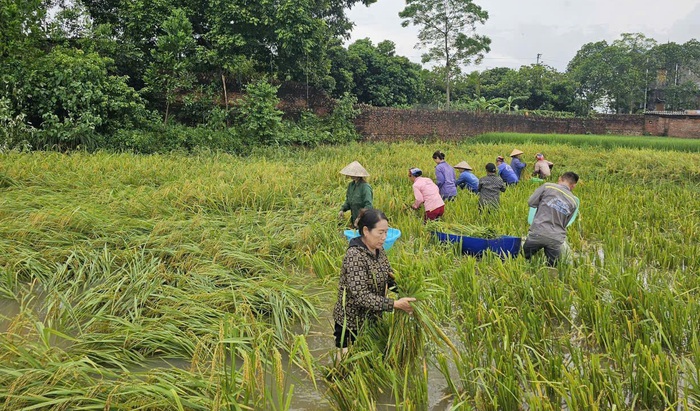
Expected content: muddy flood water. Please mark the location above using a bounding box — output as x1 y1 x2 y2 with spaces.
1 297 457 410
288 309 456 410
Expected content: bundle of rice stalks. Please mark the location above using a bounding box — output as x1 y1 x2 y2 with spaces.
425 221 499 239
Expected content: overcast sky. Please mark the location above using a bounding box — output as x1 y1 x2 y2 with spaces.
345 0 700 72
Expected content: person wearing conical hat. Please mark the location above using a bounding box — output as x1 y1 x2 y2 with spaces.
338 161 373 228
509 149 526 181
454 161 479 193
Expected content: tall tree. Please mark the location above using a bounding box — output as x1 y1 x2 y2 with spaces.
0 0 47 59
80 0 378 93
512 64 576 111
330 38 424 106
648 40 700 110
567 40 614 114
568 33 657 114
399 0 490 108
143 8 198 124
609 33 656 113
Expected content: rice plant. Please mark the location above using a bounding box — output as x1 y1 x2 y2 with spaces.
0 136 698 409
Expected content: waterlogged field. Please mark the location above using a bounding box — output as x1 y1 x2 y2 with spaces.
0 136 699 410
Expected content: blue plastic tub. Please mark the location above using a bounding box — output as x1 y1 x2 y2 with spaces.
433 232 521 258
487 235 522 257
433 232 489 256
343 228 402 251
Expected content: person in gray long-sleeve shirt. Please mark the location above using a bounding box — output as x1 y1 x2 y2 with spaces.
523 172 580 266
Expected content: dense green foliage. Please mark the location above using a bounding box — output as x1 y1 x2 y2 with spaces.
0 0 697 153
329 39 427 106
0 0 370 151
0 140 699 409
143 8 198 124
568 34 700 114
236 80 284 145
15 47 151 150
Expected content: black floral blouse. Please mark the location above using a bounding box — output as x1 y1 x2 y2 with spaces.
333 237 395 331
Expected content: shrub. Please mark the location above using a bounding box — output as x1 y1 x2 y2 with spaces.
111 124 243 154
323 92 361 144
12 46 150 150
0 97 34 152
279 112 323 147
235 79 283 145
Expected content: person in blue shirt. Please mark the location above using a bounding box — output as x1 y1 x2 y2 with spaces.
509 149 526 181
496 156 519 185
453 161 479 193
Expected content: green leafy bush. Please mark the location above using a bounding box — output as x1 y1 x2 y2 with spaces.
324 92 361 144
235 79 283 145
0 97 34 151
277 95 361 147
111 124 243 154
12 46 151 150
279 112 326 147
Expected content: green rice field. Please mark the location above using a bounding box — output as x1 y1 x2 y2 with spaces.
1 134 699 410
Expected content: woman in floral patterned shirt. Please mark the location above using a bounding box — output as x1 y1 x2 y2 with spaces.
333 209 416 358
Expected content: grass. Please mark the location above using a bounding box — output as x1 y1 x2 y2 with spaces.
0 136 698 409
475 132 700 153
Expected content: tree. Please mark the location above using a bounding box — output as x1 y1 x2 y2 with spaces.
511 64 576 111
236 80 283 145
683 39 700 77
143 8 198 124
13 47 149 150
476 67 516 100
399 0 490 108
664 82 700 110
80 0 379 94
330 39 424 106
326 38 356 97
0 0 48 59
647 40 700 110
568 33 657 114
609 33 656 113
567 41 614 114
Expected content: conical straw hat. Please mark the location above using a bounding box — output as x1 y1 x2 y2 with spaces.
339 161 370 177
510 148 524 157
453 161 472 170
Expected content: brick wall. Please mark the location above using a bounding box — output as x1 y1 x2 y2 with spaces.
353 106 700 140
644 114 700 138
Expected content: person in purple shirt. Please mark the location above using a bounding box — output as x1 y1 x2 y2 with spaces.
454 161 479 193
509 149 527 180
496 156 519 185
432 150 457 201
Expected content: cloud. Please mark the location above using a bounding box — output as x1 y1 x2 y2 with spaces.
471 22 622 72
668 3 700 43
346 0 700 73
